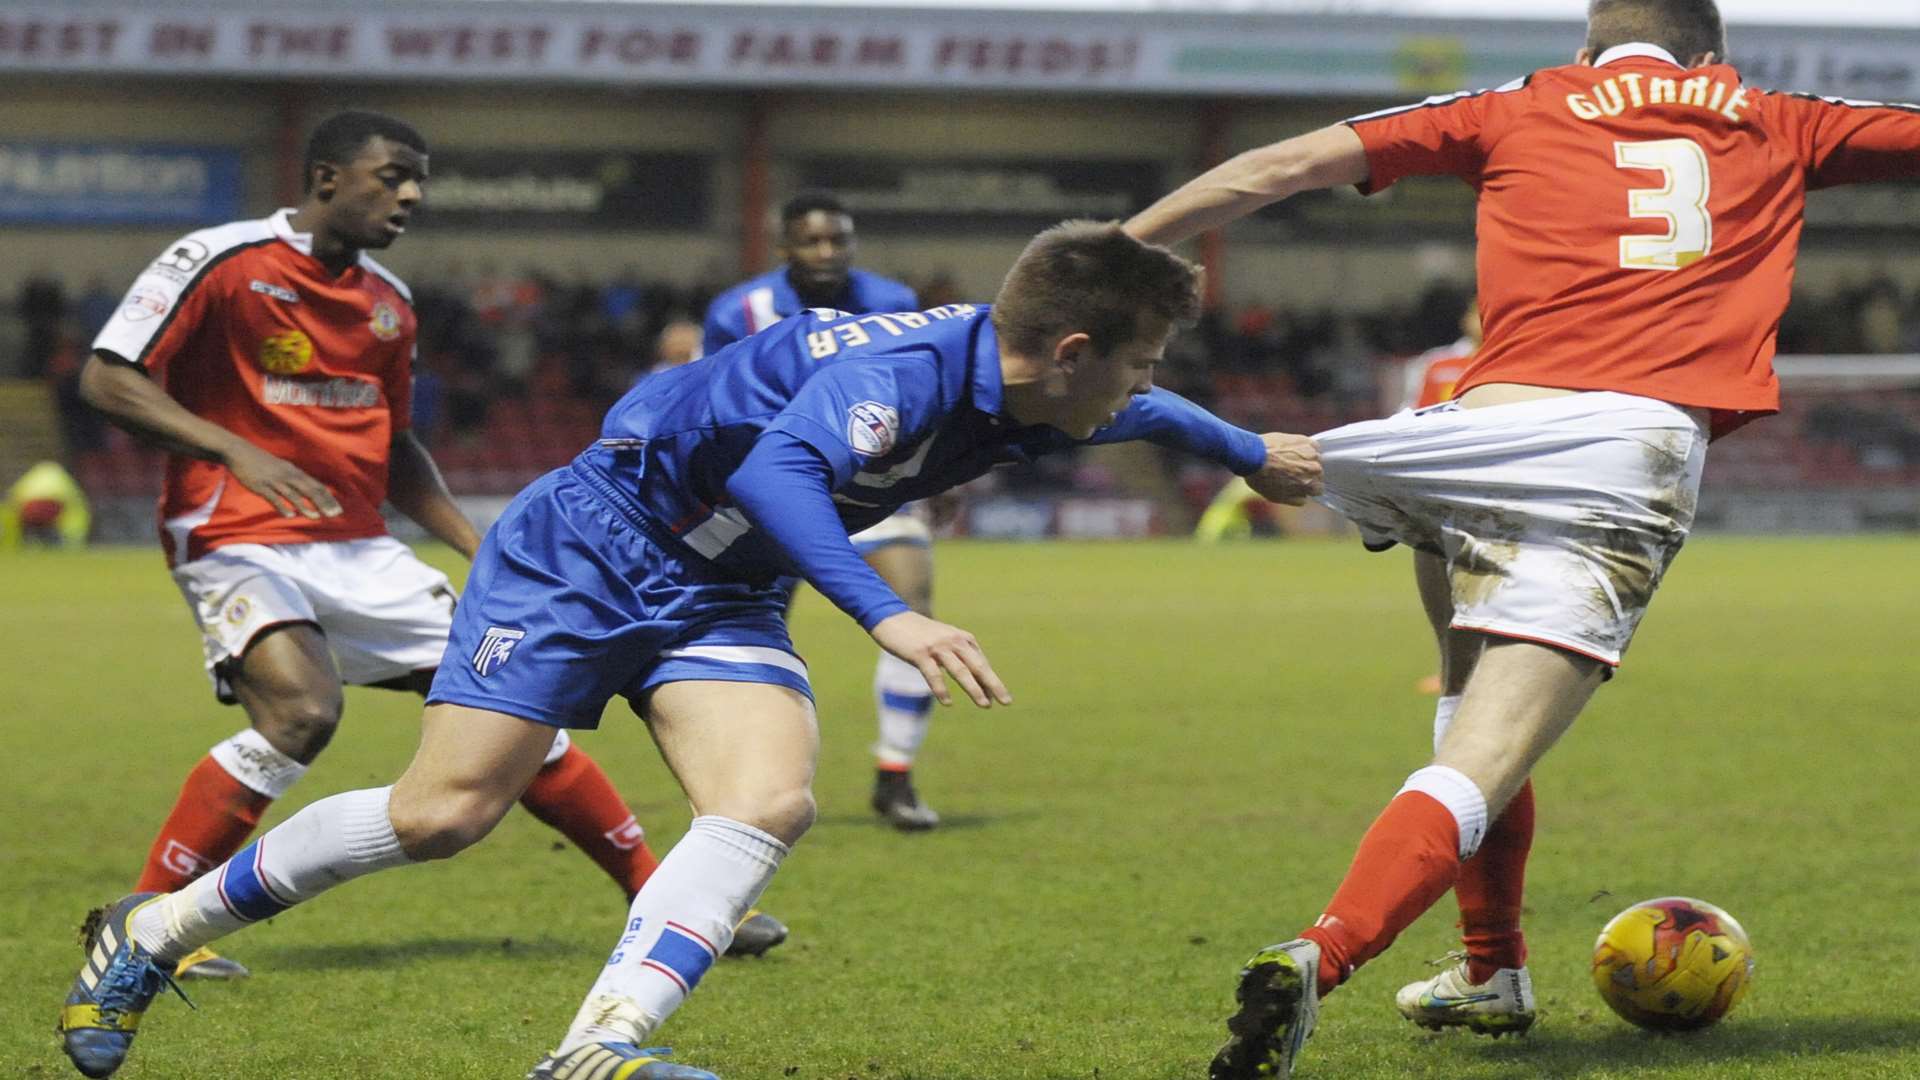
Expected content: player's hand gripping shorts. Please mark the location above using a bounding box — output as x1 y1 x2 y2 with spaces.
429 464 811 729
1314 391 1707 666
171 536 458 702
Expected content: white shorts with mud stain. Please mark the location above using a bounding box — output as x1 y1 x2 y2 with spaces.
1313 391 1707 666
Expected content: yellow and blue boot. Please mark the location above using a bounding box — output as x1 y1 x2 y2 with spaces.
57 893 190 1078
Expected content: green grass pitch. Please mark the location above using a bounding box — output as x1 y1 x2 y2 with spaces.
4 536 1918 1078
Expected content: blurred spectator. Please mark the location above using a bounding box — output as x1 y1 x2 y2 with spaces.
653 318 703 371
49 324 105 454
914 271 962 310
18 272 65 378
2 460 90 548
76 277 118 338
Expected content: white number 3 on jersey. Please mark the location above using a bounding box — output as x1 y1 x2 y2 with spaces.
1615 138 1712 271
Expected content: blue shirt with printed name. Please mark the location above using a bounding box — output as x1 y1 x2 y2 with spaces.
703 267 919 356
579 305 1268 630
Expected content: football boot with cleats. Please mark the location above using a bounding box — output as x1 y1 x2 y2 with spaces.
57 893 191 1079
724 909 788 958
1209 938 1320 1080
173 946 250 981
1395 955 1536 1037
871 769 939 831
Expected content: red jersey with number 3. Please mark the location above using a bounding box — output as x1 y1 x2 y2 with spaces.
1345 43 1920 437
92 209 416 566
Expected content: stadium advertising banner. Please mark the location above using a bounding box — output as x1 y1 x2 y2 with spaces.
0 142 242 225
791 157 1161 233
5 4 1919 101
411 150 712 230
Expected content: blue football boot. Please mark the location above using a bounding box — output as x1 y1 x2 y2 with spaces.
527 1042 718 1080
57 893 191 1078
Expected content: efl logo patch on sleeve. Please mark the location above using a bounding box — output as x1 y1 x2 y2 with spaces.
847 401 900 457
120 286 172 322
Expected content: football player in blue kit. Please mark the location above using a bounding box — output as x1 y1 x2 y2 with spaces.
58 221 1323 1080
702 191 919 356
705 191 946 830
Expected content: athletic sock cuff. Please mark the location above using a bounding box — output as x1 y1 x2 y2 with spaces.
209 728 307 799
1399 765 1488 859
339 786 408 866
688 815 788 870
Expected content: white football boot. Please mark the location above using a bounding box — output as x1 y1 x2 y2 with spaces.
1395 957 1536 1037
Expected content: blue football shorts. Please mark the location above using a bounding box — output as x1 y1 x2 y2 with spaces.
430 466 810 729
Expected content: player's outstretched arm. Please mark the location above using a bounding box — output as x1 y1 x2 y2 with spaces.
1126 124 1370 247
1089 388 1321 505
387 430 482 559
78 352 342 519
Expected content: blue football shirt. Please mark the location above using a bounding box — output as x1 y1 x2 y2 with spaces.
703 267 919 357
580 305 1268 628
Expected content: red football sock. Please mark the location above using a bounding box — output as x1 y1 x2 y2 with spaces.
1299 790 1462 992
519 742 660 899
1457 779 1534 984
134 754 273 892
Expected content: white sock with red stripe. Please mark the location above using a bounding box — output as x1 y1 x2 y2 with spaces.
558 816 787 1053
129 786 411 960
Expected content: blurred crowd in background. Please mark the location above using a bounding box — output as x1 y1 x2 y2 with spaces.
12 266 1920 510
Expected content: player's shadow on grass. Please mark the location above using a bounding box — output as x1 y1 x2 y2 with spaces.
1460 1014 1920 1077
258 934 591 972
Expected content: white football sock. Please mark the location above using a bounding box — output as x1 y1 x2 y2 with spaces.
873 651 934 769
209 727 308 798
1432 694 1463 755
1400 765 1489 859
130 786 412 960
559 816 787 1053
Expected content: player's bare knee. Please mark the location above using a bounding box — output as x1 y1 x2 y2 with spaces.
707 785 815 847
389 787 509 861
250 692 344 763
761 786 817 846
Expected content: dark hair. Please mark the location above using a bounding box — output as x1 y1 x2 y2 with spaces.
780 191 849 229
1587 0 1726 63
992 221 1203 359
303 110 427 192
